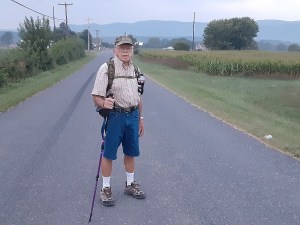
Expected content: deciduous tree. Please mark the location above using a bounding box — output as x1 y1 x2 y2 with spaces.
53 22 76 42
288 44 300 52
18 16 53 70
276 43 288 52
146 37 162 48
127 34 140 54
173 42 190 51
203 17 259 50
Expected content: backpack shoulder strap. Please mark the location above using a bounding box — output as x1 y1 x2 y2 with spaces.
106 60 115 91
133 64 140 78
133 64 140 79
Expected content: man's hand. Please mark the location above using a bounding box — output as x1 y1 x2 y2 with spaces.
139 118 144 137
103 97 114 109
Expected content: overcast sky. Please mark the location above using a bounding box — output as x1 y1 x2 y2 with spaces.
1 0 299 30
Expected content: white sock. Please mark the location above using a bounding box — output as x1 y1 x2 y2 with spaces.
126 172 134 186
102 176 111 189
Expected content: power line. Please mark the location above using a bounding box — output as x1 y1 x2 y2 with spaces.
10 0 65 21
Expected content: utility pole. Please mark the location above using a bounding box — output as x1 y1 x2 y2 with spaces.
192 12 195 51
95 29 100 50
58 2 73 26
53 6 56 29
86 17 93 51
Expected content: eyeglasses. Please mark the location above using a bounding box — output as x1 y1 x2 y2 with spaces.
116 46 133 52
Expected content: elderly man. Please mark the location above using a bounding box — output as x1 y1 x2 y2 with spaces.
91 35 145 206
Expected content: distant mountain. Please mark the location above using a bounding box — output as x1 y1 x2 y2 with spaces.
69 20 300 44
71 20 202 38
2 20 299 45
256 20 300 43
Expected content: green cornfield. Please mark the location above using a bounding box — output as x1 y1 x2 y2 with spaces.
139 50 300 78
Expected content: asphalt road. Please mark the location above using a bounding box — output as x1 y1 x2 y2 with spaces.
0 51 299 225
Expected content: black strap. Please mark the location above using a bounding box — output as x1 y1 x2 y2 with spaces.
114 76 136 79
106 60 115 92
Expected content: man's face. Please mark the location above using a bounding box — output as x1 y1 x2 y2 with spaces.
114 44 133 63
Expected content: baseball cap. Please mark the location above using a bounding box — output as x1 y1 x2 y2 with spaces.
114 35 134 46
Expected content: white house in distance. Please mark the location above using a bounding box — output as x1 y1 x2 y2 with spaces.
162 46 174 50
195 43 207 51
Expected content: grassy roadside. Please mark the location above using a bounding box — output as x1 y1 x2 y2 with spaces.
135 56 300 159
0 53 96 112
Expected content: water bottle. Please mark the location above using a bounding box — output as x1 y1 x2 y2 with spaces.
137 74 145 95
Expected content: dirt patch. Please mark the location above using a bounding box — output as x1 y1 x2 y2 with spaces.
140 57 189 70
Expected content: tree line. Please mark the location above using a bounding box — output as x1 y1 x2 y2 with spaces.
0 16 88 88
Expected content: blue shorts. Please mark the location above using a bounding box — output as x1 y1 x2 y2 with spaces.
103 108 140 160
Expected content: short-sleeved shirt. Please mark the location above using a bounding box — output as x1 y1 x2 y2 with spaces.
91 57 140 108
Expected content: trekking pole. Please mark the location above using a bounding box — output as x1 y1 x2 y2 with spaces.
88 120 106 223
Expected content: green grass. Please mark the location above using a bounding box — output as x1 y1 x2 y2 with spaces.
135 56 300 158
0 53 96 112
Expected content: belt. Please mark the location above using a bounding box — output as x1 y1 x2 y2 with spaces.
113 105 137 113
